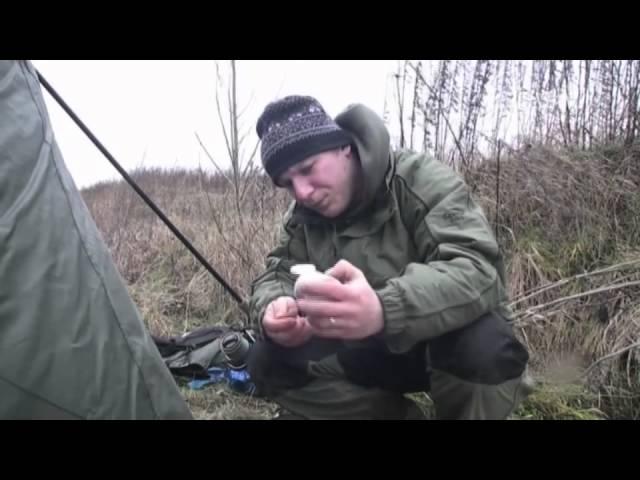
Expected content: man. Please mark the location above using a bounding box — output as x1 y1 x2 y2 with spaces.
0 60 192 419
247 95 531 420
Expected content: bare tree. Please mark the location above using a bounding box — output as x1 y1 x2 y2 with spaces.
582 60 591 149
443 60 461 159
562 60 573 146
409 62 420 150
515 61 528 148
625 60 639 145
434 60 451 158
386 59 639 166
194 60 264 280
394 61 409 149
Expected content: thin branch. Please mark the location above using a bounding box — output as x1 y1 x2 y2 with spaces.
236 89 256 121
240 162 259 203
214 62 233 162
494 140 501 242
194 132 233 187
394 62 406 148
246 135 261 165
409 64 420 150
197 164 230 241
579 341 640 379
197 165 253 269
239 136 262 202
514 280 640 321
510 258 640 308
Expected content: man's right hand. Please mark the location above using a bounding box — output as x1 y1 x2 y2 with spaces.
262 296 312 348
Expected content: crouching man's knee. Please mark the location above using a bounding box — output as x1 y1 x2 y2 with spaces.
427 311 531 420
429 310 529 385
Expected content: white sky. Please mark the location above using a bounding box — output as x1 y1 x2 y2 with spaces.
32 60 398 189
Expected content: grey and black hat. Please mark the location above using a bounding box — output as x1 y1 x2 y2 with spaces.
256 95 352 183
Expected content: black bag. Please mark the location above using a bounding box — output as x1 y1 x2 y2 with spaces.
152 326 255 379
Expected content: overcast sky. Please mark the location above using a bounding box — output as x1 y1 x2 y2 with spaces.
31 60 398 188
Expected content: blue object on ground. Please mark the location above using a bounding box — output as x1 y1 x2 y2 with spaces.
187 367 226 390
225 368 256 395
187 366 256 395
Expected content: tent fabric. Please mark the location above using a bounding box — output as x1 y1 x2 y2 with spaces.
0 60 193 419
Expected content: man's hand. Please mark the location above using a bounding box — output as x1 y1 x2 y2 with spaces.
262 296 313 348
295 260 384 340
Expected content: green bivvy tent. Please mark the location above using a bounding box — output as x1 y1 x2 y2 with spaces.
0 60 193 419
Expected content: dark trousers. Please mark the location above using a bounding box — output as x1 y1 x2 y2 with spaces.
248 311 531 419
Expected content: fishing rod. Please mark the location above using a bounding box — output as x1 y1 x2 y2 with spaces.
36 69 248 312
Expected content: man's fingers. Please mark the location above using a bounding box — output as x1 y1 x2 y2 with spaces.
297 298 347 319
307 315 345 329
272 297 298 318
289 319 312 343
325 259 362 284
295 276 345 301
263 315 296 333
269 317 311 347
309 325 344 338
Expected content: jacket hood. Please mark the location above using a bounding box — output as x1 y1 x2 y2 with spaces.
335 103 392 216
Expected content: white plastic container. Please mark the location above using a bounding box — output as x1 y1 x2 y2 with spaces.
290 264 334 298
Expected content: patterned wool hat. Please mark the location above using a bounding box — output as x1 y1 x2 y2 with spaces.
256 95 352 183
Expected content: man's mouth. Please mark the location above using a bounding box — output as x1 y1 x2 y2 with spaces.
309 196 328 212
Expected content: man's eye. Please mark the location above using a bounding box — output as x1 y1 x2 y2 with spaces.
300 164 312 175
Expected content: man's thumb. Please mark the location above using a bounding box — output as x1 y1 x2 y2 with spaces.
270 296 292 318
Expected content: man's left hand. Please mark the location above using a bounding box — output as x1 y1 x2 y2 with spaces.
295 259 384 340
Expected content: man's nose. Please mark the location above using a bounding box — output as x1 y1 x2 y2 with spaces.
293 178 313 202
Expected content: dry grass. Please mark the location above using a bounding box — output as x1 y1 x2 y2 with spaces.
81 142 640 420
468 142 640 262
513 382 607 420
83 168 290 339
466 142 640 418
180 385 277 420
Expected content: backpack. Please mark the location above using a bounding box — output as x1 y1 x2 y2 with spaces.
152 325 256 380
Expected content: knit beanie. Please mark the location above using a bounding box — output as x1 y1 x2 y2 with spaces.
256 95 352 182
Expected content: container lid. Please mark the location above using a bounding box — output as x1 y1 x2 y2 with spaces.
290 264 318 276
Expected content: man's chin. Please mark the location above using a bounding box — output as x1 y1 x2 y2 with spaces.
304 205 332 218
304 201 343 219
317 205 342 219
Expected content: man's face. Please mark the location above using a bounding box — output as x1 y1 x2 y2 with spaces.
277 145 357 218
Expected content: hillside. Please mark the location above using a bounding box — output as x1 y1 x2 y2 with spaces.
81 143 640 420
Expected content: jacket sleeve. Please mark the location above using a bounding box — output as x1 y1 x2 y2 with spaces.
376 153 507 354
248 204 309 335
